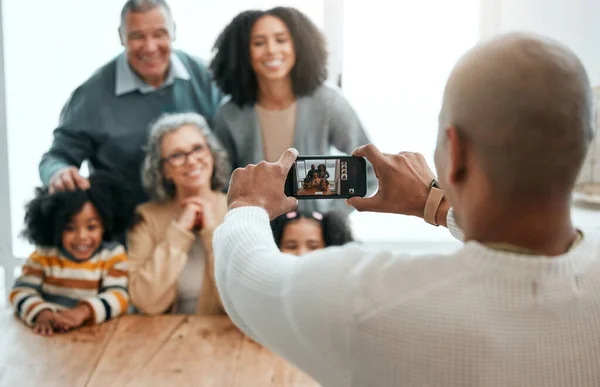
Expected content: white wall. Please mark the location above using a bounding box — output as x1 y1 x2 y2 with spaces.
343 0 481 243
481 0 600 86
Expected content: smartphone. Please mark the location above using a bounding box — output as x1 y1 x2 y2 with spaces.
284 155 367 199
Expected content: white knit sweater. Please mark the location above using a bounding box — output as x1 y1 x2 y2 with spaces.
213 206 600 387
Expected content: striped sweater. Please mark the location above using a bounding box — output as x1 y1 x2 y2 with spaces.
9 242 129 326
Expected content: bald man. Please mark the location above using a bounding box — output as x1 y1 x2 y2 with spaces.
213 33 600 386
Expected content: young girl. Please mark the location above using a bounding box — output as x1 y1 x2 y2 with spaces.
270 210 354 256
9 171 134 336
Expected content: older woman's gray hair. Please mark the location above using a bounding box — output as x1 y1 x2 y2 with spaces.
142 112 231 202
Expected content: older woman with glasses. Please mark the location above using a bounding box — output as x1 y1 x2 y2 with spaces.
127 112 231 315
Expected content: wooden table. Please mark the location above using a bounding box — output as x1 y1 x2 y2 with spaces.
0 312 319 387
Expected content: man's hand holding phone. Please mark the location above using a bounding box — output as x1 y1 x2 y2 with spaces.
347 144 446 221
228 149 299 220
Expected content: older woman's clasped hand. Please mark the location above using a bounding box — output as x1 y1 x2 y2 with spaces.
177 196 218 231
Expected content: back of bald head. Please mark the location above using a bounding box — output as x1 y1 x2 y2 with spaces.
440 32 594 199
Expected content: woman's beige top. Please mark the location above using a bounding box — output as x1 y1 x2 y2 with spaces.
255 102 297 162
127 192 228 316
175 236 206 314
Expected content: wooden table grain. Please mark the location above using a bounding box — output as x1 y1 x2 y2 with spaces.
0 312 319 387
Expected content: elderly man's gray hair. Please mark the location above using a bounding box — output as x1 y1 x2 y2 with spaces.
119 0 173 34
142 112 231 202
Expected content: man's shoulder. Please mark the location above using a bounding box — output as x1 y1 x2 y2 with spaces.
581 228 600 256
173 50 210 74
345 246 471 311
71 55 120 98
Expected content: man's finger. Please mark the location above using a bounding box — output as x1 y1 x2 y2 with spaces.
62 174 76 191
352 144 386 169
49 182 60 194
229 167 244 184
276 148 299 175
269 197 298 221
346 196 382 213
71 170 90 190
281 197 298 217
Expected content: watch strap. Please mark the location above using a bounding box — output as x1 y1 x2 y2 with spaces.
424 183 444 226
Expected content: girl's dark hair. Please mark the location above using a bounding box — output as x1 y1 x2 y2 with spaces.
270 210 354 248
210 6 328 107
21 171 136 247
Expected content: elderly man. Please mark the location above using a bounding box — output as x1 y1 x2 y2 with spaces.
39 0 220 206
213 33 600 386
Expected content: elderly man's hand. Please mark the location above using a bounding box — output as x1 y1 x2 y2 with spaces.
347 144 436 217
49 167 90 193
227 149 299 220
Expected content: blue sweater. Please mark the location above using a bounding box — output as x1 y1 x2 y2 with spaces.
39 50 221 206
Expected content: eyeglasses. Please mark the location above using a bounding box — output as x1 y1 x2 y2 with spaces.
161 144 208 168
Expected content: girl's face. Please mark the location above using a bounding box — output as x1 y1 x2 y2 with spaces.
280 218 325 256
161 125 215 193
61 202 104 260
250 15 296 83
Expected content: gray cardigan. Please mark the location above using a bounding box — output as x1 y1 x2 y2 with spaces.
214 84 376 214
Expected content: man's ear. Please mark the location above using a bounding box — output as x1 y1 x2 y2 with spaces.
446 126 467 186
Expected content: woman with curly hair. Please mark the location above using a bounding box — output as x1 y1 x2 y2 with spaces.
270 210 354 256
126 112 232 316
10 171 134 336
210 6 374 213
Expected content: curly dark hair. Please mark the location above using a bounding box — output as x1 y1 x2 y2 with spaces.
270 210 354 249
21 171 136 247
209 6 328 107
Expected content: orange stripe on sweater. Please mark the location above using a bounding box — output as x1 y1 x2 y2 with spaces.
45 276 100 290
22 266 44 278
8 290 19 305
107 268 128 278
30 251 127 271
113 290 129 313
105 253 128 268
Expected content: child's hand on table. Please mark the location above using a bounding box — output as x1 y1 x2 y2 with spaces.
33 309 55 336
52 304 93 331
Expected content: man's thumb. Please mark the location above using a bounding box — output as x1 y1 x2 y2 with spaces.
346 196 376 212
283 196 298 213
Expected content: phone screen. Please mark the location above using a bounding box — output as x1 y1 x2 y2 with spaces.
285 155 367 199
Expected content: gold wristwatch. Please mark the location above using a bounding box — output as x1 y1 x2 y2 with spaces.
423 179 444 226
